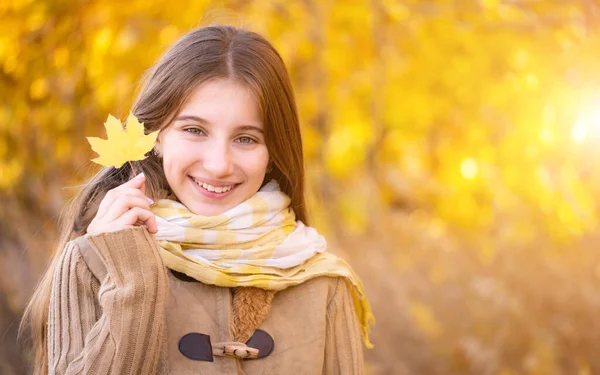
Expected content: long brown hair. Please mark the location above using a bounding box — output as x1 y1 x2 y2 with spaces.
20 25 306 375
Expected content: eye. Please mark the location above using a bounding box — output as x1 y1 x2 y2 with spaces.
236 136 256 144
184 127 205 136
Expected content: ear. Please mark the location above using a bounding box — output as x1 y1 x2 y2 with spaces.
153 132 163 156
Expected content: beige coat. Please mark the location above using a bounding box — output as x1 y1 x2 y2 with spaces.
47 227 365 374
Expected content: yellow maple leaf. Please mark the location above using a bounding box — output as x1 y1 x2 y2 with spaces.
87 112 158 168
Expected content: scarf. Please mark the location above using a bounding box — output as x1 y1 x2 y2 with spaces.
151 180 374 348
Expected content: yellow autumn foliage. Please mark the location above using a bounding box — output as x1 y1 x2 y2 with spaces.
3 1 600 374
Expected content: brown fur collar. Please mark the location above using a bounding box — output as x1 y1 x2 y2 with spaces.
230 287 275 342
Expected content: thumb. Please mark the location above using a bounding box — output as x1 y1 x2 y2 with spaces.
125 172 146 189
126 172 148 197
139 177 147 196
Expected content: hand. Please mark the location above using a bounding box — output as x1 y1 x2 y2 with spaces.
87 173 158 235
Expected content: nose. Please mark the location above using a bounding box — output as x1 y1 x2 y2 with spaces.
202 142 234 177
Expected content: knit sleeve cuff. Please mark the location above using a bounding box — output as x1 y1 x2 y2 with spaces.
82 226 166 289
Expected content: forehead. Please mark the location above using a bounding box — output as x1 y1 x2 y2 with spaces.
178 79 262 122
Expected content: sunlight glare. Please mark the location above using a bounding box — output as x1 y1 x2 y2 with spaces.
460 158 478 180
572 115 587 144
572 104 600 144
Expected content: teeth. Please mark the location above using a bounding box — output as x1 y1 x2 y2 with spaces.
192 178 234 194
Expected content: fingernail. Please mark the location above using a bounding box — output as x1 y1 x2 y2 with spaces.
146 197 154 204
136 172 145 179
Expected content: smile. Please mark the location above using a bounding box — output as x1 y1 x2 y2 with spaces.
190 177 236 194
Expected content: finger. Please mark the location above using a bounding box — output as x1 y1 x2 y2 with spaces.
96 189 118 219
134 218 158 234
115 187 152 201
97 186 152 219
138 176 146 196
97 173 145 218
103 195 152 223
112 174 146 196
146 215 158 233
114 177 149 204
116 207 158 233
125 172 146 188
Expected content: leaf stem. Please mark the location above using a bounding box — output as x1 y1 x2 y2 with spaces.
128 161 137 176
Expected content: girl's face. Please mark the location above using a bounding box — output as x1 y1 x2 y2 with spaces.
156 79 269 216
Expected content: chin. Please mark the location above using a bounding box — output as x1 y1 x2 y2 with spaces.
190 203 228 217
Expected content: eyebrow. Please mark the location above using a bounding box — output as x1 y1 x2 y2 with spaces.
174 115 264 133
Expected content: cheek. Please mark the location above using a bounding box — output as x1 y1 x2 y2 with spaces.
234 148 268 179
248 148 269 176
163 147 195 176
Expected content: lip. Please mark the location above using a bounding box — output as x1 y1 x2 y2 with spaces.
188 176 238 199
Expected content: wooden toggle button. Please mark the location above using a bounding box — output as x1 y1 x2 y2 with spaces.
223 343 259 359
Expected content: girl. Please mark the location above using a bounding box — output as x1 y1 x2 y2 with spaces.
22 25 373 375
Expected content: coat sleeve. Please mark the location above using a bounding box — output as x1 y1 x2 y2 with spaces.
323 277 365 375
47 227 168 375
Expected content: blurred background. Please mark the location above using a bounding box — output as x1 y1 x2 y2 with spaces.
2 0 600 374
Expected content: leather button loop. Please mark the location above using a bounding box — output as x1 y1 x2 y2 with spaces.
178 333 214 362
245 329 275 360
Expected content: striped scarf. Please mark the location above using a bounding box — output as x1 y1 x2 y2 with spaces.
151 180 374 348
